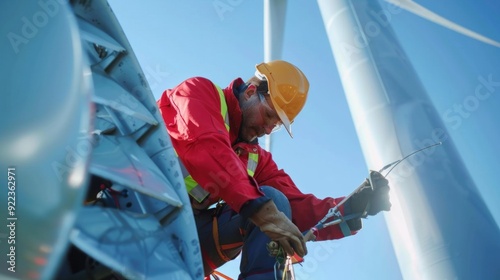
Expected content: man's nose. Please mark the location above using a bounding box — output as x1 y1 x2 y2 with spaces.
264 125 274 134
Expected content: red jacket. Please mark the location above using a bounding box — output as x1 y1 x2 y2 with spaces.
157 77 355 240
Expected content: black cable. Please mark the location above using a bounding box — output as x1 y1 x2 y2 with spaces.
381 142 443 177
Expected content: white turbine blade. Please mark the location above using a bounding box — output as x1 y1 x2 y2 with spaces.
263 0 287 152
385 0 500 48
264 132 272 152
264 0 287 62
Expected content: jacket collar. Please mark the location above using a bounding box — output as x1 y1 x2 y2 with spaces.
221 78 244 145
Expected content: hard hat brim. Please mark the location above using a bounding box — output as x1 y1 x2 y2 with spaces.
269 93 293 138
255 63 293 138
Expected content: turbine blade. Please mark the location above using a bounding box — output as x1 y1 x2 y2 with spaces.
385 0 500 48
263 0 287 152
264 0 287 62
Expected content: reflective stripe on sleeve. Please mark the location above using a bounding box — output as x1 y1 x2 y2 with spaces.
181 84 259 203
247 153 258 176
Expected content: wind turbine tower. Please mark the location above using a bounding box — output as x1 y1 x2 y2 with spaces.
317 0 500 279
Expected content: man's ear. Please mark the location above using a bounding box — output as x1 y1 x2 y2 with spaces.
243 84 257 99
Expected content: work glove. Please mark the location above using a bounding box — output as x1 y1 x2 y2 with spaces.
249 200 307 258
345 171 391 218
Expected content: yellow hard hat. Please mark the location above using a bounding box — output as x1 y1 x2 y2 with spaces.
255 60 309 138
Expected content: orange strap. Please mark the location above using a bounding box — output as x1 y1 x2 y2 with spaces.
290 252 304 264
211 270 233 280
212 216 231 262
220 242 243 251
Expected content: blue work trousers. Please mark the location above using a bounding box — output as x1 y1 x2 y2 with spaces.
194 186 291 280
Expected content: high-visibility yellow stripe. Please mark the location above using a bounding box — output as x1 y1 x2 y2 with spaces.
215 85 230 132
184 175 198 192
247 153 258 176
182 84 260 203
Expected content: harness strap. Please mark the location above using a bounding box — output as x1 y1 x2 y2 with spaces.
211 270 233 280
212 216 231 262
220 242 243 251
338 212 364 236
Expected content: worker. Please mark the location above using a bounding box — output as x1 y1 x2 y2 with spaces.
157 60 391 279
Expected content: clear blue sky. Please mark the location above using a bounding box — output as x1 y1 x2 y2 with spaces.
107 1 499 279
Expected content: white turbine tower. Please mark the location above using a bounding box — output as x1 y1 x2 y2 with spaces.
316 0 500 279
262 0 287 152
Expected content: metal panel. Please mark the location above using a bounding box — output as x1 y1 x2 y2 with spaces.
1 0 204 279
70 0 203 278
71 207 192 280
0 2 93 279
89 135 182 207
